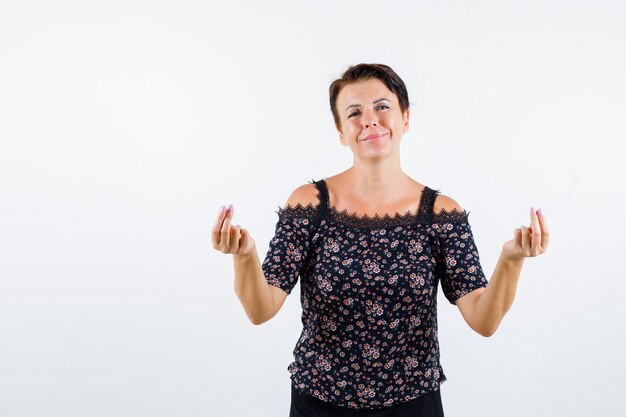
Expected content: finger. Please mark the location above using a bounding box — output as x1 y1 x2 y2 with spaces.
537 208 549 250
221 205 234 247
212 205 227 246
231 224 242 252
520 225 529 256
530 207 542 255
240 227 250 247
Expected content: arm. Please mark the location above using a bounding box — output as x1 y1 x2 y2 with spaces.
233 250 278 326
456 254 524 337
212 203 278 326
437 196 550 337
232 182 319 325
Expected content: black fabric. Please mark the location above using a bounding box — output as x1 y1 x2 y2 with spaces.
290 382 445 417
263 178 488 410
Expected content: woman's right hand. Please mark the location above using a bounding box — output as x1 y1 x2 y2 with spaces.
212 204 256 257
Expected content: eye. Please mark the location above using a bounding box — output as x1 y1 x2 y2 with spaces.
348 111 360 118
377 104 389 110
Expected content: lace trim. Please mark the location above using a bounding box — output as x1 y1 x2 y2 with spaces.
276 205 469 227
275 203 319 219
275 180 471 227
432 208 470 223
327 207 419 228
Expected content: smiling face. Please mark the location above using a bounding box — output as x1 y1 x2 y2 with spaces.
335 78 410 156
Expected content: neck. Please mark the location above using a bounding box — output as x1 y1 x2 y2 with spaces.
340 161 411 205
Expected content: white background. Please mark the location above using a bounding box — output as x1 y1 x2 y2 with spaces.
1 0 625 416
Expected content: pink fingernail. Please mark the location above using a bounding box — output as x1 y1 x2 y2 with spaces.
537 207 543 216
531 206 535 215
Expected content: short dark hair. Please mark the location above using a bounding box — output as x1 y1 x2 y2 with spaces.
329 63 410 129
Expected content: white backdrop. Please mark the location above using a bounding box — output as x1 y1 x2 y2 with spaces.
1 1 625 416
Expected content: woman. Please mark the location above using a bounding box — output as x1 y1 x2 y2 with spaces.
212 63 549 416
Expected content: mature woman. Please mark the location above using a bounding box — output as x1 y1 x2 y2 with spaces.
213 63 549 416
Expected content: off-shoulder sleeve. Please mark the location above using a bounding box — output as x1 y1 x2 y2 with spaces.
434 211 488 305
261 207 318 295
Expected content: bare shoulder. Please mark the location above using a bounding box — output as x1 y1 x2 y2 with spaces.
283 182 320 209
433 193 464 214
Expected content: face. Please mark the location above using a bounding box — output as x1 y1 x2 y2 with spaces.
335 78 409 156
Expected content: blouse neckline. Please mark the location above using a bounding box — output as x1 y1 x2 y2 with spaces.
319 178 430 229
275 178 471 229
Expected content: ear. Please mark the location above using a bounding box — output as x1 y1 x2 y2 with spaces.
402 109 410 134
336 124 348 146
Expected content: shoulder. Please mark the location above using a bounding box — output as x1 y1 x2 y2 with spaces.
283 182 320 209
276 181 320 223
433 193 464 214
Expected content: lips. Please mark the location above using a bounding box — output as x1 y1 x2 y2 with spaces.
361 132 388 141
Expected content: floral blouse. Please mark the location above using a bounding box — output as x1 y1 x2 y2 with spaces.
261 178 489 410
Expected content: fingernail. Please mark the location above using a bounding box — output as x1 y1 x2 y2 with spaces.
228 204 233 213
537 207 543 216
220 205 225 214
531 206 535 215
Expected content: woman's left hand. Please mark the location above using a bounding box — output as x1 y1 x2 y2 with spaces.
502 207 550 262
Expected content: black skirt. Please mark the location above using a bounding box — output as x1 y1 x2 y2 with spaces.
289 383 445 417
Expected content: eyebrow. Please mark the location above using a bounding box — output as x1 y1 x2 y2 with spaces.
345 98 391 113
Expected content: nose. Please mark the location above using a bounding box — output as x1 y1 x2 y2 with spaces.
361 108 379 128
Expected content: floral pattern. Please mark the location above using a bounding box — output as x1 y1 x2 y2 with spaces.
261 179 488 410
